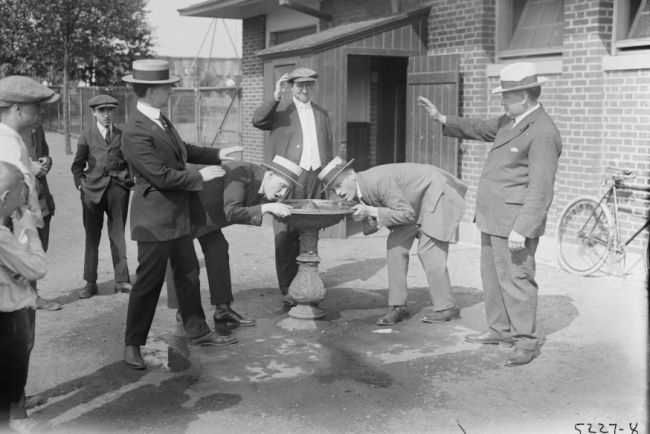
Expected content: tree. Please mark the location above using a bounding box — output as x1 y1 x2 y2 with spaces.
0 0 153 153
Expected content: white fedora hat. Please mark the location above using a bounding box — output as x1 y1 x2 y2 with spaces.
491 62 549 94
317 156 355 189
122 59 180 84
260 155 304 186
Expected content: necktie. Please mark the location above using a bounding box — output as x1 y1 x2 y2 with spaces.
105 128 111 144
159 115 170 132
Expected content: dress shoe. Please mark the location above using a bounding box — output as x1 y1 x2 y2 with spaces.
36 295 62 311
275 295 297 315
376 306 409 326
114 281 132 294
421 307 460 323
214 304 256 328
187 331 238 346
79 282 98 299
124 345 146 370
465 330 515 345
505 348 540 367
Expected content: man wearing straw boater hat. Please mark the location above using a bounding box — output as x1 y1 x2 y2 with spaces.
165 155 303 331
120 59 243 369
318 157 467 327
252 67 333 313
419 61 562 366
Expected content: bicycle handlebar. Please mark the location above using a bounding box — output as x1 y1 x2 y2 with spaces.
605 166 636 181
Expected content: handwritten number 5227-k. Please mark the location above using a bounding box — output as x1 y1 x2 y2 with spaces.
574 423 639 434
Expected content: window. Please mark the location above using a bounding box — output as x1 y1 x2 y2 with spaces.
496 0 564 59
269 25 317 46
613 0 650 53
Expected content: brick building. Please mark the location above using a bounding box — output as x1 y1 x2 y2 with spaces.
180 0 650 271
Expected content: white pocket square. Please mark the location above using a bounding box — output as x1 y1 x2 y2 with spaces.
509 147 519 152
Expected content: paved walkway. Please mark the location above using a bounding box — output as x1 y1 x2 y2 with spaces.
20 132 648 433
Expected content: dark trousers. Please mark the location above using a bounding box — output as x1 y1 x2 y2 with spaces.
82 180 130 283
480 232 540 351
166 228 233 309
124 235 210 346
273 169 322 293
0 309 31 428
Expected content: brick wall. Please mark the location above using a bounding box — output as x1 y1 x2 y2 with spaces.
241 15 266 163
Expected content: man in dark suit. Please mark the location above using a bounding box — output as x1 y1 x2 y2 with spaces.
71 95 133 299
22 125 61 311
166 156 303 329
319 157 468 326
419 61 562 366
252 67 333 311
120 59 242 369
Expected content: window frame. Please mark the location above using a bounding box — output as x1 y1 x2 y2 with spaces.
495 0 565 61
612 0 650 54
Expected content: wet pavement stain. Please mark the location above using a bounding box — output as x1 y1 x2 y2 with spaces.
315 342 393 388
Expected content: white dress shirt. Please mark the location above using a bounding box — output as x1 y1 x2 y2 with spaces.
294 98 321 170
512 103 541 128
97 122 112 141
137 101 165 130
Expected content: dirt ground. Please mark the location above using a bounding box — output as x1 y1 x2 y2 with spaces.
17 133 648 434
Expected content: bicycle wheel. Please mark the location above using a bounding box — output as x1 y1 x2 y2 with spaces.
555 196 614 275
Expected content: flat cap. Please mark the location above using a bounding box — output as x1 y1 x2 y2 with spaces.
89 94 119 109
287 67 318 83
0 76 60 107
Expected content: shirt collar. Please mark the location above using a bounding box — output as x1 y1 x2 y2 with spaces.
293 97 312 110
96 122 110 135
0 122 22 140
355 175 363 201
512 103 541 127
137 101 161 122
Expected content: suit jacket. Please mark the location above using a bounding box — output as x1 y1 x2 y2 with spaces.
121 110 222 242
71 122 133 203
443 106 562 238
252 97 333 165
357 163 468 243
192 161 266 238
25 125 55 217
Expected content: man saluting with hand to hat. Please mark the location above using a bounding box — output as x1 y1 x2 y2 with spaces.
120 59 243 369
419 62 562 367
252 67 333 313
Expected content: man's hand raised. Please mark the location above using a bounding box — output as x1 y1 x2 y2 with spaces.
273 73 291 101
199 166 225 182
417 96 446 124
219 146 244 161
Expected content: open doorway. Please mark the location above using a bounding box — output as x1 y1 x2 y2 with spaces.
346 55 408 171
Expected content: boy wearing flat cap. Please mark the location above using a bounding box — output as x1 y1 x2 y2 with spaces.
419 61 562 367
252 67 333 312
71 94 134 300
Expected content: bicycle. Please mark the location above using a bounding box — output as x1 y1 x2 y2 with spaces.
555 166 650 276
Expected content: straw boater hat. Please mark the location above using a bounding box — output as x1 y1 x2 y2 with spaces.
260 156 304 187
286 67 318 83
88 94 119 109
122 59 180 84
491 62 549 94
317 156 355 189
0 76 60 107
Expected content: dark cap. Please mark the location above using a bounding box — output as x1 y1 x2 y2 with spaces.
0 76 60 108
287 67 318 83
89 94 119 109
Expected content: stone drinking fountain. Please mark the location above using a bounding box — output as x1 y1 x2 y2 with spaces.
279 199 355 320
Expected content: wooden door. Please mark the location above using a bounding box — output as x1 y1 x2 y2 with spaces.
405 54 460 176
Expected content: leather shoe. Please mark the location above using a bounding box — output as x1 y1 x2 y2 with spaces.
214 304 256 328
114 281 132 294
275 295 298 315
36 295 62 311
187 331 238 346
465 330 514 345
421 307 460 323
79 282 98 299
505 348 540 367
376 306 409 326
124 345 146 370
